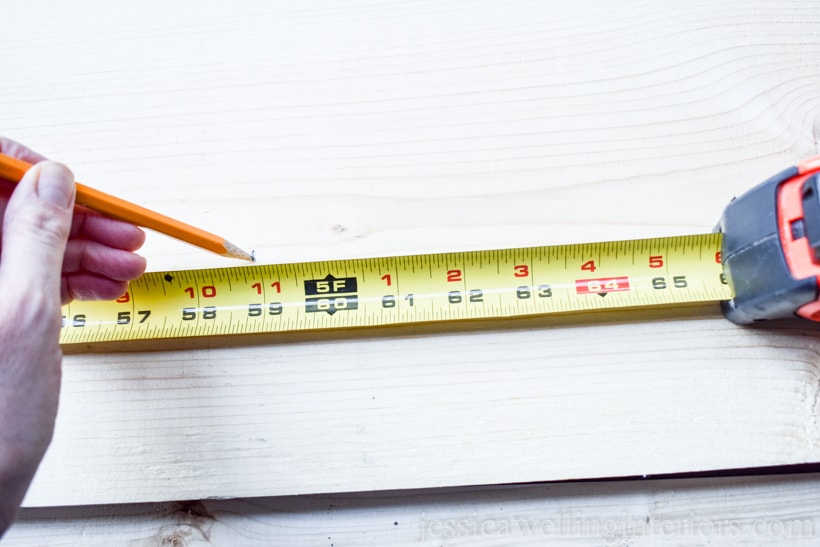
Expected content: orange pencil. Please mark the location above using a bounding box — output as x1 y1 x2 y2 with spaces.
0 153 253 261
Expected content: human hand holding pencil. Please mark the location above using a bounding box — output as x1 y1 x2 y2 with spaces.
0 144 253 266
0 137 150 534
0 138 148 303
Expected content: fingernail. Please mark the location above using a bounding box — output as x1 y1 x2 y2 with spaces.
36 162 76 209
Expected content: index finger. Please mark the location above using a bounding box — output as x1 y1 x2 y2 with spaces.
71 208 146 251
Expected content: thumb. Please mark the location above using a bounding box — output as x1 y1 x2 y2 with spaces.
0 162 76 299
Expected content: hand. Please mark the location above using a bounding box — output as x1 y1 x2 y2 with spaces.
0 138 146 534
0 138 147 302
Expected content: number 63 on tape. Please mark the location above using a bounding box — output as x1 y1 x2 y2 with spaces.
59 233 731 344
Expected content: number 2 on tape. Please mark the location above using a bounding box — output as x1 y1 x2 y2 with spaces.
59 233 731 344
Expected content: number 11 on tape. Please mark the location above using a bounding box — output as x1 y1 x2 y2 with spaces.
59 234 732 344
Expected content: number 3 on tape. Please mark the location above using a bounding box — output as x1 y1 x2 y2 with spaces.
59 234 731 344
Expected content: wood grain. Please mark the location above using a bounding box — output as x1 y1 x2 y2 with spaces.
6 473 820 545
0 0 820 508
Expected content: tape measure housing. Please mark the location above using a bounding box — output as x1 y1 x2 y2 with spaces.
59 234 732 344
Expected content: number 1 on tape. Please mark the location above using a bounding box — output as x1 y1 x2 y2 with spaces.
59 234 732 344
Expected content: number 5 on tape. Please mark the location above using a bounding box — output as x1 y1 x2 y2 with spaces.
59 233 731 344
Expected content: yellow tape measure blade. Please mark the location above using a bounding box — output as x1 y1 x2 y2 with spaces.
59 234 731 344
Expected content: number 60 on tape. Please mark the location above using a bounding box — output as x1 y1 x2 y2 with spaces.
59 233 731 344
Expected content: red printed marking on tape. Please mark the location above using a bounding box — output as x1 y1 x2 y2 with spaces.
575 277 630 295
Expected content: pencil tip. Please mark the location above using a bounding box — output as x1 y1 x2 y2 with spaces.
223 241 255 261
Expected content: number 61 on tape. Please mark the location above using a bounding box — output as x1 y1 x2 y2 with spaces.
59 233 731 344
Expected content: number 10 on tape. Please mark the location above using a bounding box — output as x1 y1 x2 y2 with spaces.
59 234 732 344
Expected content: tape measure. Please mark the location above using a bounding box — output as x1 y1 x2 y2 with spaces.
58 233 731 344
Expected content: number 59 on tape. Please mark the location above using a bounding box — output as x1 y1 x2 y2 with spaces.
59 233 731 344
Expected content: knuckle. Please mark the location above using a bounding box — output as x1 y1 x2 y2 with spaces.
6 204 71 247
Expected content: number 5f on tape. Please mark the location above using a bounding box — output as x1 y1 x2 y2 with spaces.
59 234 732 344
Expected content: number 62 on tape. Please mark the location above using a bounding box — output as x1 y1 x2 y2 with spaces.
59 233 731 344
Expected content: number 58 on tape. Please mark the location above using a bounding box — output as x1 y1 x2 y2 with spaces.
59 233 731 344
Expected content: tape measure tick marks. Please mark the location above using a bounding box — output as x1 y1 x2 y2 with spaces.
60 234 731 344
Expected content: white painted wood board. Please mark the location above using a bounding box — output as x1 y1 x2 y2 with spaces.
0 0 819 507
5 473 820 545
